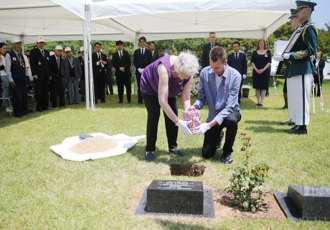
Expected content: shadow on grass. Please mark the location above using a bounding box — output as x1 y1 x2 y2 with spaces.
155 219 222 230
129 144 224 165
245 119 282 126
245 125 287 133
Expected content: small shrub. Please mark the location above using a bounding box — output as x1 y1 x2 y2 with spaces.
225 132 270 212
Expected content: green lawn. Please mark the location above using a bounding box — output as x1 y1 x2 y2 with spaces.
0 77 330 229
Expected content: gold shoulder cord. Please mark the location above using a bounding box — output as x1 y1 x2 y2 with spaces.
295 23 318 59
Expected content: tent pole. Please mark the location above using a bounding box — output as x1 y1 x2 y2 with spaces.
87 5 95 111
83 4 90 110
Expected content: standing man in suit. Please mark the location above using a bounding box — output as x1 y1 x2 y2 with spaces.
112 40 132 104
201 32 221 68
92 42 107 104
5 37 28 117
104 51 114 96
49 45 65 108
62 47 81 105
134 36 152 104
227 41 247 104
313 51 325 97
159 47 165 57
78 47 86 102
30 35 51 112
150 42 159 62
197 46 203 73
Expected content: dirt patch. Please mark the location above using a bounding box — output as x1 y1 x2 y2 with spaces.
213 190 286 220
69 136 118 154
170 164 205 177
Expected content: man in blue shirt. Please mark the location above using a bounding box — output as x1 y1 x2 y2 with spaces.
193 46 241 164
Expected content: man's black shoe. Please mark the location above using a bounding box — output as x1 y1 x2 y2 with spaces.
284 125 298 133
281 105 288 109
145 152 155 162
221 152 233 164
169 148 185 157
281 119 295 126
288 125 307 135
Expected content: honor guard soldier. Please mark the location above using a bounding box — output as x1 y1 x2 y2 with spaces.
275 0 318 135
5 37 28 117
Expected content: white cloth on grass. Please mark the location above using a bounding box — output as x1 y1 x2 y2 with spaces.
49 133 145 161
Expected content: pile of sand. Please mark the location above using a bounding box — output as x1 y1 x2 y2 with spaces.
69 136 118 154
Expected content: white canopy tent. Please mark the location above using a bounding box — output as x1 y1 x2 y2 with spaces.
0 0 296 111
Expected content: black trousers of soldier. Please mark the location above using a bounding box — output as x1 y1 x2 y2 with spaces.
11 78 28 117
34 78 49 111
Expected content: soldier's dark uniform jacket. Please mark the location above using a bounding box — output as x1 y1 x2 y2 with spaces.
284 18 318 78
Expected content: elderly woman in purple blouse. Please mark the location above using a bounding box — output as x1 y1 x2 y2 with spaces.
140 52 199 162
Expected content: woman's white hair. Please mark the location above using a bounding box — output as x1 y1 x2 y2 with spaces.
174 52 199 77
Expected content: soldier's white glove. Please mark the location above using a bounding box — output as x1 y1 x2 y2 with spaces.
283 53 290 59
176 120 192 136
273 55 283 61
243 74 247 79
196 123 210 135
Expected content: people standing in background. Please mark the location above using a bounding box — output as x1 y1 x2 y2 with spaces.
150 42 160 62
251 38 272 107
168 48 174 55
5 37 28 117
159 47 165 58
313 51 325 97
29 36 51 112
49 45 65 108
201 32 221 68
0 42 7 98
197 46 203 72
78 47 86 102
92 42 107 104
133 36 152 104
112 40 132 104
62 47 81 105
227 41 247 105
104 51 114 96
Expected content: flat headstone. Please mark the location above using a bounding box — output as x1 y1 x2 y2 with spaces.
146 180 203 215
287 185 330 221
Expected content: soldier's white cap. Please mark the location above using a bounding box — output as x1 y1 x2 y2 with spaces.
64 47 72 52
55 45 63 51
12 37 21 44
80 47 84 52
36 36 45 43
